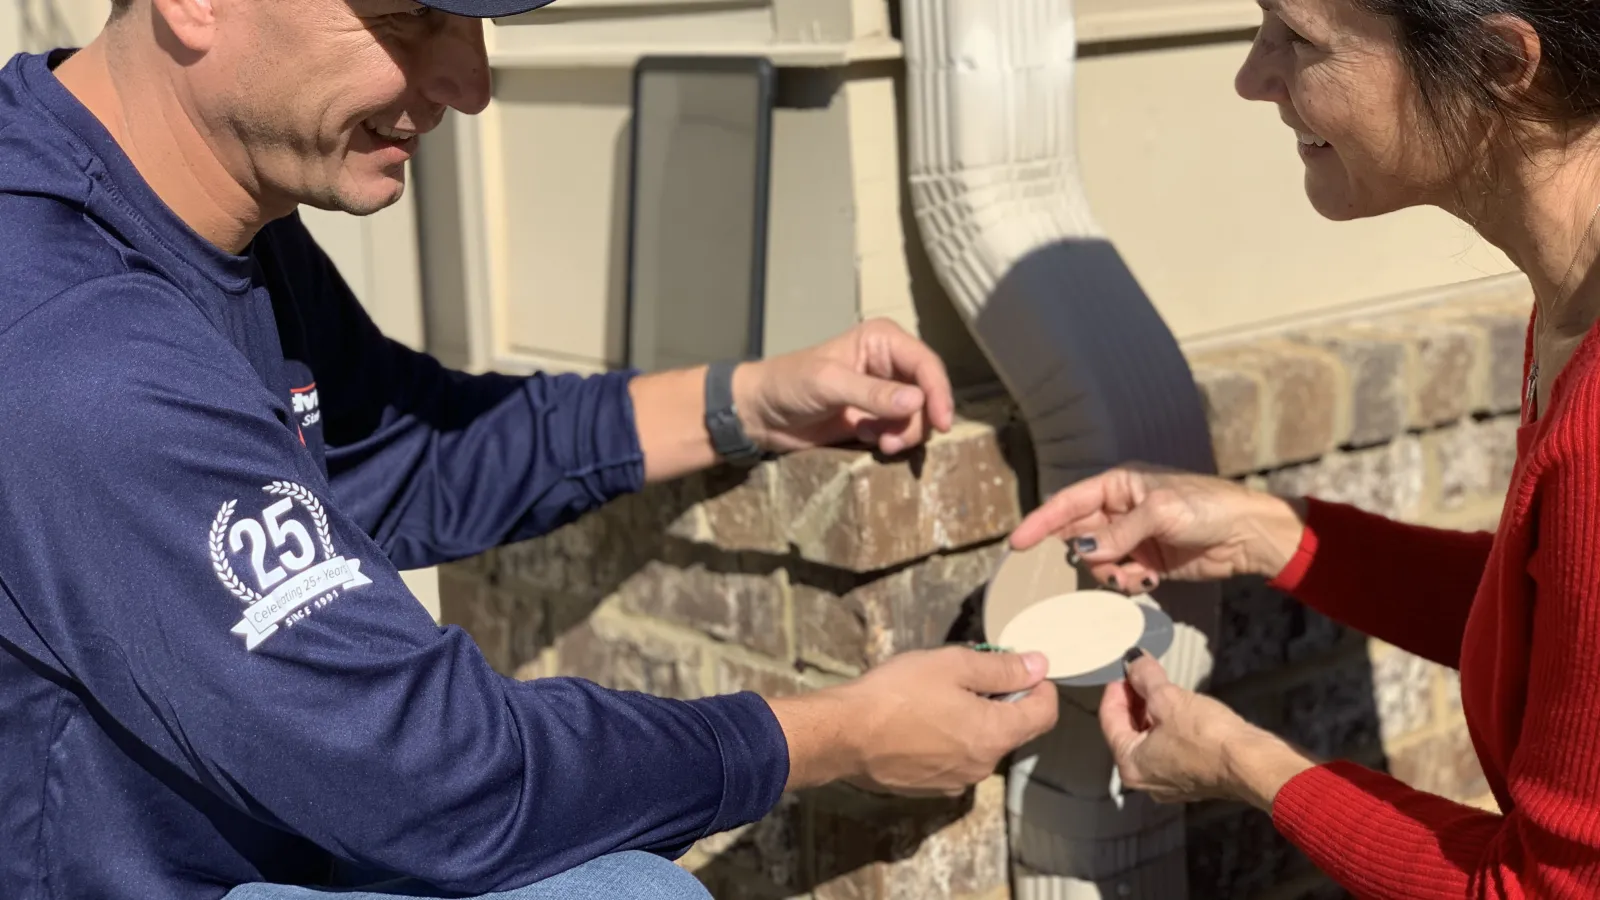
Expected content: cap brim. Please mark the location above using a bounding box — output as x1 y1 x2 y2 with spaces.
419 0 560 17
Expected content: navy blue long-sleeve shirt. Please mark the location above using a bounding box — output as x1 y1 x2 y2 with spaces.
0 50 788 900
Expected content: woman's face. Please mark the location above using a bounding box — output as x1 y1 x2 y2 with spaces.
1235 0 1456 220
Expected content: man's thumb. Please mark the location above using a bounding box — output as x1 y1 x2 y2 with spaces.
960 650 1050 694
827 368 923 420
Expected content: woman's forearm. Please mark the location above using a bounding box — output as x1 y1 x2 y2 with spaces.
1222 726 1319 813
1263 498 1495 668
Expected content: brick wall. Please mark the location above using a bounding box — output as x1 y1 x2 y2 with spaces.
438 276 1530 899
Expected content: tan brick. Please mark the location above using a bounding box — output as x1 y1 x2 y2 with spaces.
1392 319 1482 427
551 612 706 699
920 422 1026 550
684 794 805 895
1266 438 1426 522
1450 297 1532 413
778 423 1021 572
437 567 513 674
779 448 918 572
812 777 1007 900
1387 726 1490 802
697 464 789 554
1424 416 1518 515
494 506 652 597
714 655 809 698
1370 644 1436 745
795 582 869 674
1193 341 1343 468
616 561 790 659
1192 364 1262 476
847 543 1005 665
1290 328 1408 447
1440 667 1465 719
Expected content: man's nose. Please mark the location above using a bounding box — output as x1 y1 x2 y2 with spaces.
419 15 492 116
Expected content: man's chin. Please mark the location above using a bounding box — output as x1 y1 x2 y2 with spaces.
309 176 407 218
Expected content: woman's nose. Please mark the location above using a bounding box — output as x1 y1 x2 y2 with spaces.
1234 36 1289 104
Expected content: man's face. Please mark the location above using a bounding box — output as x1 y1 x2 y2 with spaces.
197 0 490 216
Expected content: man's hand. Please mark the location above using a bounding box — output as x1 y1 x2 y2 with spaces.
768 647 1059 797
735 318 955 456
630 319 955 482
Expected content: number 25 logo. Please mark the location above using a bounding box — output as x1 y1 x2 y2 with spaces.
230 497 315 590
210 482 338 605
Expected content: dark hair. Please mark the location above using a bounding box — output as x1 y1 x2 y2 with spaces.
1358 2 1600 160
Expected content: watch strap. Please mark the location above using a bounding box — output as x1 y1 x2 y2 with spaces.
705 360 763 465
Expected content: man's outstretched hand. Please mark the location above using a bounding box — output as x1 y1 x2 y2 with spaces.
769 647 1060 797
736 318 955 456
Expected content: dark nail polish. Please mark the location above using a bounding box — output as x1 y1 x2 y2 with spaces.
1105 574 1120 591
1124 646 1146 664
1073 536 1098 554
1065 547 1081 566
1141 576 1156 590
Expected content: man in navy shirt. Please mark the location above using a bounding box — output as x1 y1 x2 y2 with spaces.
0 1 1062 898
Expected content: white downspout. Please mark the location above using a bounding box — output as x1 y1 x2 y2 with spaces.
900 1 1221 897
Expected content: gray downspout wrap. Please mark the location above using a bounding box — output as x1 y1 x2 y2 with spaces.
901 1 1221 896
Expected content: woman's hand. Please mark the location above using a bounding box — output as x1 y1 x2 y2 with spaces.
1010 465 1308 592
1102 650 1317 811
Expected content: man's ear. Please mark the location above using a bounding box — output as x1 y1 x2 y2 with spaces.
149 0 217 53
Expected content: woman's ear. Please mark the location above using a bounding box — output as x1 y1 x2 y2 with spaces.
1480 13 1542 101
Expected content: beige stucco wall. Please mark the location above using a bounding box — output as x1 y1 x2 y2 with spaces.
419 0 1515 379
1076 38 1514 345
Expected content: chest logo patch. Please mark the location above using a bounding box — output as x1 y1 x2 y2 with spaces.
291 383 321 429
208 481 372 650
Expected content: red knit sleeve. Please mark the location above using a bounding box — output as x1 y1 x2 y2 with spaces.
1272 449 1600 898
1270 498 1494 668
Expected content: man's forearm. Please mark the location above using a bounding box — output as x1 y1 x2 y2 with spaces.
766 690 859 791
629 365 762 483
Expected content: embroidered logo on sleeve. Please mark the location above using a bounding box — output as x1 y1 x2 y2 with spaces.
208 481 372 650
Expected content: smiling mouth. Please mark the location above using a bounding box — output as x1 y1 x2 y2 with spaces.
364 120 420 149
1296 129 1330 149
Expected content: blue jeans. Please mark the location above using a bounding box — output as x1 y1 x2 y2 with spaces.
223 852 712 900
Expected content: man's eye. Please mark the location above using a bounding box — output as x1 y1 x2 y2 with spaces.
394 4 432 18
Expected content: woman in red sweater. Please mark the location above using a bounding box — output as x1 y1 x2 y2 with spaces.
1012 0 1600 896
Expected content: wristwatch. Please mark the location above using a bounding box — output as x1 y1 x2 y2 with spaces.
704 360 764 466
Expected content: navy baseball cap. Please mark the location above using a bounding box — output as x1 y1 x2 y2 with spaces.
419 0 560 16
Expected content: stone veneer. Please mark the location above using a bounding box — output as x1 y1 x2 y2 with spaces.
438 275 1531 899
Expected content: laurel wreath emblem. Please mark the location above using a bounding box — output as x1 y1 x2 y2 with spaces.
209 499 261 604
210 482 337 605
264 481 335 558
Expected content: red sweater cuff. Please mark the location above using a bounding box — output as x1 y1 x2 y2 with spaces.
1267 499 1321 593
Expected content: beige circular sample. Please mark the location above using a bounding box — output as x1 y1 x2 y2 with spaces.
995 591 1146 679
982 536 1079 645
